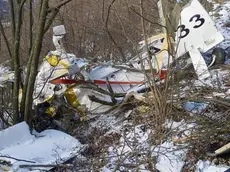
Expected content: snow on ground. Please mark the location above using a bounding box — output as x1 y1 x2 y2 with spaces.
99 109 230 171
0 66 8 75
212 1 230 49
100 119 192 171
102 123 152 171
196 160 229 172
154 142 187 172
0 63 14 130
193 68 229 88
0 60 11 77
0 64 9 130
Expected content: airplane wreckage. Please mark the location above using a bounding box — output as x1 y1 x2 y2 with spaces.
0 0 229 171
0 0 228 133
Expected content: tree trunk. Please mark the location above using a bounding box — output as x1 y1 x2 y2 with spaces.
12 2 26 123
8 0 15 68
24 0 49 123
20 0 33 119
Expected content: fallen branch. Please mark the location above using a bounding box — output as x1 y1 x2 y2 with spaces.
19 164 73 168
214 142 230 156
106 77 117 103
172 136 198 144
0 155 35 163
88 95 116 106
113 152 132 172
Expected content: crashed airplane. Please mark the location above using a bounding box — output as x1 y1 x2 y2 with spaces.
0 0 227 132
0 0 228 171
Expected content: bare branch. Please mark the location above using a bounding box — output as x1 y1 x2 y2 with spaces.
19 164 74 168
102 0 105 22
8 0 15 44
0 155 36 163
19 0 27 8
44 0 73 34
44 9 59 34
105 0 116 27
0 21 12 59
28 0 33 55
47 0 73 13
129 5 168 32
103 0 126 62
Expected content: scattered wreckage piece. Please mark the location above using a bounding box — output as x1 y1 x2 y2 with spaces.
33 51 82 105
175 0 224 80
212 142 230 156
175 0 224 57
170 47 228 71
86 62 148 93
130 33 170 72
172 135 198 144
206 142 230 157
132 0 224 80
0 122 83 172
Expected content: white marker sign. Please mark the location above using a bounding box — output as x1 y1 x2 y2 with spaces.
175 0 224 57
175 0 224 80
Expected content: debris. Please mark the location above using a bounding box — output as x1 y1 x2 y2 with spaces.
208 142 230 156
0 122 83 171
124 110 133 118
212 47 226 65
172 135 198 144
130 33 170 72
189 48 211 80
182 102 208 113
137 105 150 113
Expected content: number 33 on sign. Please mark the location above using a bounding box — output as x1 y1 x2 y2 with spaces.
175 0 224 58
177 14 205 39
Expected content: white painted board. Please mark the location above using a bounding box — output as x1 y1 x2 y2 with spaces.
175 0 224 57
189 49 210 80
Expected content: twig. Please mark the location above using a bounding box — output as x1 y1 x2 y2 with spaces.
113 152 132 172
19 164 73 168
0 155 35 163
88 95 115 106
